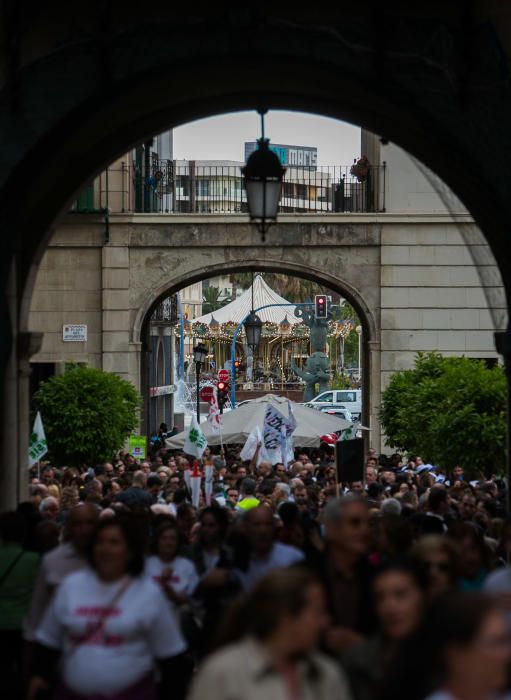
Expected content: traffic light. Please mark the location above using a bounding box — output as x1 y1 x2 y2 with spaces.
315 294 328 319
234 360 240 369
217 381 228 413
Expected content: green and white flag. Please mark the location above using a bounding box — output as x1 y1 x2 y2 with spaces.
29 412 48 465
341 423 355 441
183 415 208 458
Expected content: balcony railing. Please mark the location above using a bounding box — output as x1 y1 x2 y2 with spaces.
151 296 178 324
71 160 386 215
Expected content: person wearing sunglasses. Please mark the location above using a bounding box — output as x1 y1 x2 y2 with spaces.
412 535 458 599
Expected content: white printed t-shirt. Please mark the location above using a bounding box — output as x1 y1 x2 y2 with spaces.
145 555 199 607
35 568 186 696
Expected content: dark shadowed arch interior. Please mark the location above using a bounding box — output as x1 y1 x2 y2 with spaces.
9 19 511 321
3 6 511 508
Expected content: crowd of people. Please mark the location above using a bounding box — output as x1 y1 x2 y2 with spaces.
2 442 511 700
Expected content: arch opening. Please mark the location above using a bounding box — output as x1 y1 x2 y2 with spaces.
136 262 378 441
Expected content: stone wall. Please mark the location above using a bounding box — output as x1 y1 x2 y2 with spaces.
28 213 504 449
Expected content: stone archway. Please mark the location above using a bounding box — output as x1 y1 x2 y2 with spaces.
132 256 380 443
3 5 511 506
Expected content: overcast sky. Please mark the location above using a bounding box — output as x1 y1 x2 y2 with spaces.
173 111 361 165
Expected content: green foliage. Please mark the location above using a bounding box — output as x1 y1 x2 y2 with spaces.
202 285 223 314
379 353 507 475
34 366 141 466
331 373 352 390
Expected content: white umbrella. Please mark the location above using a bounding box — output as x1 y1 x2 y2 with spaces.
166 394 367 449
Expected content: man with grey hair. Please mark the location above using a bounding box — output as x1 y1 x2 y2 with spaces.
380 497 402 516
38 496 59 522
311 495 375 654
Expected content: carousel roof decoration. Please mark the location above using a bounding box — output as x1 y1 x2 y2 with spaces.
188 275 355 344
208 316 220 333
279 314 292 333
328 318 354 337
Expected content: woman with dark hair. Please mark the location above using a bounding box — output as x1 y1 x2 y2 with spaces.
28 516 187 700
189 567 353 700
448 522 492 591
381 592 511 700
411 535 458 599
186 506 230 576
342 558 427 700
146 519 199 611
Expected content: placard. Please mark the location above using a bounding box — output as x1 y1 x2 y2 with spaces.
63 324 87 342
335 438 365 484
129 435 147 459
149 384 176 397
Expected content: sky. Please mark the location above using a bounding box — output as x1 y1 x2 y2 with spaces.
172 111 361 165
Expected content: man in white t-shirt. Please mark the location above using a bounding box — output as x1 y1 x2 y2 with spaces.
234 506 304 591
24 503 98 641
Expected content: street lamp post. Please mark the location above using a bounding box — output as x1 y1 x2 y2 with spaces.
355 325 362 383
193 342 208 422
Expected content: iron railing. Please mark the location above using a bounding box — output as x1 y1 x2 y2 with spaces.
71 160 386 215
151 296 178 324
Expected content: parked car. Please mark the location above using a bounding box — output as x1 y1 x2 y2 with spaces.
307 389 362 419
318 406 354 421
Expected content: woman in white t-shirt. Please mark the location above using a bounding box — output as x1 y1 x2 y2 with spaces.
146 519 199 609
146 519 200 650
27 516 188 700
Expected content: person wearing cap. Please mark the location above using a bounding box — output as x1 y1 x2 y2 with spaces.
236 478 260 512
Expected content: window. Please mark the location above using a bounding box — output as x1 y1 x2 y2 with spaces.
315 392 333 403
337 391 357 402
195 179 209 197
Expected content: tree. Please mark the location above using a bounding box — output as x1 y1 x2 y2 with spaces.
34 366 141 466
379 353 507 476
202 285 223 314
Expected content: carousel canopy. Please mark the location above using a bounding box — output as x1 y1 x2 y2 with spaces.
193 275 303 327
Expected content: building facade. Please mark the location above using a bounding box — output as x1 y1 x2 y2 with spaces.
27 137 505 446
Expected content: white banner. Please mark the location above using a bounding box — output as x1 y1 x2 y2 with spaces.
207 391 221 433
190 463 202 508
183 415 208 458
262 404 291 465
183 466 191 493
240 424 269 465
204 465 214 506
281 400 297 469
29 412 48 466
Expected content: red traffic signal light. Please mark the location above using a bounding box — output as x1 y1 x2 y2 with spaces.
315 294 328 319
234 360 240 369
217 380 228 413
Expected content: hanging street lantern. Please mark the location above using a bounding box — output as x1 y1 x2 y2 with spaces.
243 310 263 352
243 110 286 242
193 342 208 366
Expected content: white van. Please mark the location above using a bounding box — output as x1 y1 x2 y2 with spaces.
308 389 362 419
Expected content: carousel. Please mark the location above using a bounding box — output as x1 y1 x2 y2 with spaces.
186 275 353 387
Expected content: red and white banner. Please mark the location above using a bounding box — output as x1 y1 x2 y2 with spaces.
207 390 222 433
